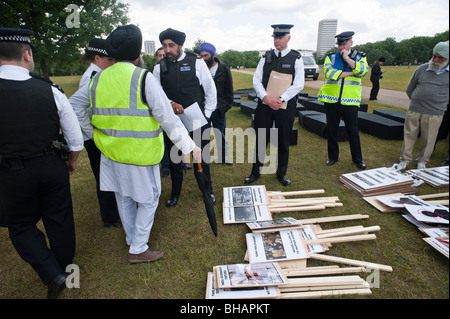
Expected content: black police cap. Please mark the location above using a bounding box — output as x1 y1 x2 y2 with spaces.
271 24 294 37
85 38 110 57
0 28 33 46
335 31 355 45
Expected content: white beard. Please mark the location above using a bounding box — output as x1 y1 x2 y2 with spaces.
428 58 448 71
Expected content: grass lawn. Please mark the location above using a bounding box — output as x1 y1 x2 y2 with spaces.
0 66 448 300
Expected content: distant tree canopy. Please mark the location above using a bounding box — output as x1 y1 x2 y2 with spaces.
318 30 449 66
0 0 129 77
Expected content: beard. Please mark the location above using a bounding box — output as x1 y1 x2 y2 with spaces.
428 58 448 71
166 47 182 61
205 55 215 68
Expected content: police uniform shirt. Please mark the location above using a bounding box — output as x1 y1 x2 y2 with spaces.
0 64 84 152
153 51 217 118
253 47 305 102
79 63 102 89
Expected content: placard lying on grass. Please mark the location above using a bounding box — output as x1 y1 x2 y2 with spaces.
223 205 272 224
205 272 280 299
223 185 269 207
246 217 302 232
213 262 287 289
246 229 309 263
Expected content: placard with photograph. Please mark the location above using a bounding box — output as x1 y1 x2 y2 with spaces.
246 229 309 263
404 204 449 225
223 205 272 224
246 217 302 231
223 185 268 207
213 262 287 289
205 272 280 299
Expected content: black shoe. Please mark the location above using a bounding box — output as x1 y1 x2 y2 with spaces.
185 164 192 170
326 159 338 166
166 195 179 207
441 159 449 166
355 161 367 169
47 274 67 299
277 175 292 186
244 174 260 184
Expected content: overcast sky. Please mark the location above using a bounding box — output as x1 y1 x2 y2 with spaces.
119 0 449 53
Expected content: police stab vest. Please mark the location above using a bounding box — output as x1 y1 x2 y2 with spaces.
160 53 205 111
318 50 369 106
0 75 60 158
261 49 301 109
89 63 164 166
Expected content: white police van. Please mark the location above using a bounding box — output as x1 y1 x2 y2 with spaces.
300 51 319 80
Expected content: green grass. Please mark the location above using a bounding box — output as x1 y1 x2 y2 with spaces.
0 68 448 299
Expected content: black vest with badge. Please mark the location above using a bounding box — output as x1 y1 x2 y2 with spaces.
0 74 60 158
261 49 301 108
160 52 205 111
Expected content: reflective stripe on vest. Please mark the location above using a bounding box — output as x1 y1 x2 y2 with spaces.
90 64 164 165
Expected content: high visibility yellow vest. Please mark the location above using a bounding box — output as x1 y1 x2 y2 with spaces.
89 63 164 166
318 51 368 106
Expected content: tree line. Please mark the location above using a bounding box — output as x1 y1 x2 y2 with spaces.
318 30 449 66
2 1 447 76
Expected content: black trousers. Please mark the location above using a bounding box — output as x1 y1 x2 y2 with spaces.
0 155 75 285
164 123 213 196
370 79 380 100
84 139 120 225
325 102 363 164
251 101 296 177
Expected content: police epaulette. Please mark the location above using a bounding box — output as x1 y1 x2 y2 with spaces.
29 72 65 93
263 50 272 63
292 50 302 59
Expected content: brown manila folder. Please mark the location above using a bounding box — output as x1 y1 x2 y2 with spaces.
265 71 293 109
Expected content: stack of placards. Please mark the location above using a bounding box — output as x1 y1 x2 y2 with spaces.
406 166 449 188
222 185 343 224
340 167 417 196
363 192 449 213
206 262 285 299
206 213 392 299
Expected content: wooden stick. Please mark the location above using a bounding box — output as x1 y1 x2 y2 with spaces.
305 234 376 245
315 225 364 235
280 288 372 299
280 275 365 288
309 252 393 272
269 197 340 203
269 200 333 208
426 200 449 206
280 282 369 292
283 267 367 277
270 205 326 213
417 192 449 199
282 265 340 273
317 226 381 239
296 214 369 224
267 189 325 197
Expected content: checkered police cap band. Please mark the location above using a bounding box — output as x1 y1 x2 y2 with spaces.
86 46 109 56
0 35 32 45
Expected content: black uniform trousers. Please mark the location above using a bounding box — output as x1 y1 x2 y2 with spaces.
84 139 120 225
0 155 75 286
370 79 380 100
164 122 213 196
251 101 296 177
325 102 363 164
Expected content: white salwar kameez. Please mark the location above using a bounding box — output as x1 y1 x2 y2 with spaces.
69 62 195 254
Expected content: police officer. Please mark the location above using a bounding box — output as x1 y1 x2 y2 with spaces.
244 24 305 186
153 28 217 207
70 38 121 227
318 31 369 169
0 28 84 298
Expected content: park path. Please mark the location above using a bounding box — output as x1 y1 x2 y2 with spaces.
232 69 410 110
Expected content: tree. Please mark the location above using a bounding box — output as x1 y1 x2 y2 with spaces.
0 0 129 77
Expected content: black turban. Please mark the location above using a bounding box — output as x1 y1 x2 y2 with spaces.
106 24 142 61
159 28 186 46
